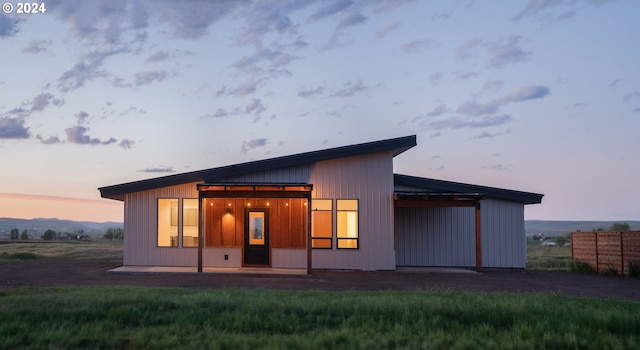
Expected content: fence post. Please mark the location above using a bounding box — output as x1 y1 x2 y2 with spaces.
620 232 625 275
595 232 599 273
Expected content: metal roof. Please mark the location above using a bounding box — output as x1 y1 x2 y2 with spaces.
393 174 543 205
99 135 417 200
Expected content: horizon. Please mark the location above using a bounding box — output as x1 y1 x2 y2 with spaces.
1 1 638 222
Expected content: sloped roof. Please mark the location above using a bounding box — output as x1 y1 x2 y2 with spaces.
100 135 417 200
394 173 543 204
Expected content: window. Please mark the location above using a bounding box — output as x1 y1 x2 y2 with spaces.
311 199 332 249
337 199 358 249
158 198 178 247
182 199 199 247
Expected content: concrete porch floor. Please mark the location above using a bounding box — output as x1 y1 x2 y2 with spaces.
108 266 477 275
108 265 309 275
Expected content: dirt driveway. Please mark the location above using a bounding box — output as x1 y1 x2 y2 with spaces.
2 257 639 302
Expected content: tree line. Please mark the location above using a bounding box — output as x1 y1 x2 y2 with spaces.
7 228 124 240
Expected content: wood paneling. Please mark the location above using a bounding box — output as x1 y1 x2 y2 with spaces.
572 231 640 275
204 198 306 249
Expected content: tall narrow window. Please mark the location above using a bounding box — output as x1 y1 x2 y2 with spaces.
311 199 332 249
158 198 178 247
337 199 358 249
182 198 199 247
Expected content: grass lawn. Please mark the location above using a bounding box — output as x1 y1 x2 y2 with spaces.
1 286 639 349
0 240 122 261
526 240 572 271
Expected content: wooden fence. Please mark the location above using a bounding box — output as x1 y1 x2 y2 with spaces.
571 231 640 275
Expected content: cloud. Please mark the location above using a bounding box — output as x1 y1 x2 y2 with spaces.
145 51 170 63
65 125 116 146
0 117 29 139
134 70 168 86
338 13 367 29
232 45 298 75
425 115 513 130
511 0 614 22
456 38 481 60
505 85 550 102
30 93 64 113
298 86 325 98
429 72 444 86
244 99 266 116
483 80 504 91
118 139 135 149
309 0 354 21
0 13 21 37
457 85 550 116
36 135 61 144
241 138 267 153
622 92 640 103
485 35 531 68
401 39 437 54
454 71 479 80
456 101 501 116
482 163 512 171
139 167 175 173
201 99 267 119
375 22 399 39
456 36 531 68
74 111 89 124
22 39 51 53
426 104 447 118
57 48 128 93
224 77 270 97
332 80 367 97
472 130 509 139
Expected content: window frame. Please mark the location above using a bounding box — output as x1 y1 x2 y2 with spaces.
157 198 179 247
311 199 333 249
181 198 199 248
336 199 359 249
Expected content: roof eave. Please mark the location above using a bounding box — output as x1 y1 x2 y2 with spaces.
99 135 417 199
394 173 544 205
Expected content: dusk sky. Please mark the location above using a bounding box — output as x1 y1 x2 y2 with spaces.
1 0 638 222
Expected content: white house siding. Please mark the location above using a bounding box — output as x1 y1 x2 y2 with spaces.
123 151 396 270
218 151 397 271
481 199 526 268
123 182 201 266
310 152 396 271
272 249 307 268
394 198 526 269
395 207 475 267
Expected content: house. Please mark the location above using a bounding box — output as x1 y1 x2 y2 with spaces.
99 135 543 273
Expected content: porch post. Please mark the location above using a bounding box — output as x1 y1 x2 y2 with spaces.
306 196 312 275
198 191 203 273
475 201 482 273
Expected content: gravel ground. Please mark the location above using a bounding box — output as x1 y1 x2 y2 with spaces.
2 257 639 302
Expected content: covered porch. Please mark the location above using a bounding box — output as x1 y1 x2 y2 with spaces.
197 183 313 274
394 192 486 272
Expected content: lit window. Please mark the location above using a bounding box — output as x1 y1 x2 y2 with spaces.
182 199 199 247
158 198 178 247
337 199 358 249
311 199 332 249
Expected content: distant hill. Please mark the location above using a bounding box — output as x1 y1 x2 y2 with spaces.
525 220 640 236
0 218 123 239
1 217 637 239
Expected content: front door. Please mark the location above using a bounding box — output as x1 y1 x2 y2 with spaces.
244 209 269 265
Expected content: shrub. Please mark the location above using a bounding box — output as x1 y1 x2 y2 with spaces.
628 261 640 278
569 260 595 274
601 266 618 276
1 252 38 260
